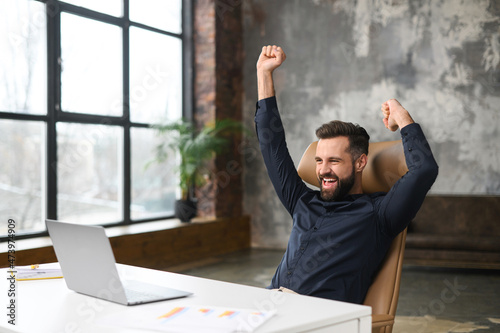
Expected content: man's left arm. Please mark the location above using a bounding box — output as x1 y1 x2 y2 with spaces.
378 99 439 237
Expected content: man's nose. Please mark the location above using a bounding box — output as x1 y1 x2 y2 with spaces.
318 163 330 176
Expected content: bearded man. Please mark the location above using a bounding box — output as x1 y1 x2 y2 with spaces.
255 45 439 303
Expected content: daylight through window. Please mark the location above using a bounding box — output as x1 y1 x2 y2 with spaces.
0 0 187 238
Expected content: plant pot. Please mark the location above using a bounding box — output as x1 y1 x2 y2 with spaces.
174 199 197 222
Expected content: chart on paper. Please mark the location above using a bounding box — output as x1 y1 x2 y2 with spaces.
99 305 276 333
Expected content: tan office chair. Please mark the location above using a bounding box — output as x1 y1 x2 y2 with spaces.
297 140 408 333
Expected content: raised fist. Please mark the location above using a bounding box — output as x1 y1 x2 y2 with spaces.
381 99 405 132
256 45 286 74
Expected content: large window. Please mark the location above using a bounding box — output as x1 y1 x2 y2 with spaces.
0 0 190 238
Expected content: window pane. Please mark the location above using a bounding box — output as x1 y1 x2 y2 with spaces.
61 13 122 116
131 128 176 219
0 0 47 114
62 0 122 17
57 123 122 224
130 28 182 124
0 120 45 235
130 0 181 34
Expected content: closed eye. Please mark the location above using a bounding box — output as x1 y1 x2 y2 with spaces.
315 157 342 164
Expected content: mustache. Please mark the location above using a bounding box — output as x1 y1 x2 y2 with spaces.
319 173 339 180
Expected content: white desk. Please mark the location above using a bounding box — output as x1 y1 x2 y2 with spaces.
1 264 371 333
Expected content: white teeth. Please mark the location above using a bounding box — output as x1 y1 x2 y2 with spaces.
323 178 335 182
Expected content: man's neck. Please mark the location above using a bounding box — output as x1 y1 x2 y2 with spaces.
348 178 364 195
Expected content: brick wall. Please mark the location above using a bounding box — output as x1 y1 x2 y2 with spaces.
193 0 244 218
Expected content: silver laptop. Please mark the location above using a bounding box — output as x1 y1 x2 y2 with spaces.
46 219 192 306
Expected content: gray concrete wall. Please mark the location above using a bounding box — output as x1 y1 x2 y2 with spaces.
241 0 500 248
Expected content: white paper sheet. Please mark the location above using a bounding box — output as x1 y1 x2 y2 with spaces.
15 263 63 281
99 305 276 333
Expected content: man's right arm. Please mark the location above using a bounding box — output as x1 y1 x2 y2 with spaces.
255 46 308 216
257 45 286 100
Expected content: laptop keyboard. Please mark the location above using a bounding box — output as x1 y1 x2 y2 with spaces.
125 287 164 303
122 279 192 304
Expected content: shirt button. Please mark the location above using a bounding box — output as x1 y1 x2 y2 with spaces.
287 271 291 275
313 227 318 231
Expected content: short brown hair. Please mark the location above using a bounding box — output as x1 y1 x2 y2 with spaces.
315 120 370 161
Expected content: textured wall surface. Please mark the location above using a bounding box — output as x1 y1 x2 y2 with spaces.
193 0 244 218
242 0 500 248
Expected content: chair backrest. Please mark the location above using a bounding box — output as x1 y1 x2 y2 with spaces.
297 140 408 192
364 228 407 333
297 140 408 333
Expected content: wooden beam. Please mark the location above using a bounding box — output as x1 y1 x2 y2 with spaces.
0 216 251 271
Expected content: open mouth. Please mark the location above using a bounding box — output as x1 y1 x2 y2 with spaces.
321 177 338 189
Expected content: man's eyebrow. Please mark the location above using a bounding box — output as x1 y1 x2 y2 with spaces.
315 155 343 161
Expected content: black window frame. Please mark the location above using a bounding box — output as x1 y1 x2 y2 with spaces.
0 0 193 241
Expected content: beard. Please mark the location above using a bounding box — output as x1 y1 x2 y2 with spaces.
319 166 356 202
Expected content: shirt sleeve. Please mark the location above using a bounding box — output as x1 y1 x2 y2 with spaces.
377 123 439 237
255 97 309 216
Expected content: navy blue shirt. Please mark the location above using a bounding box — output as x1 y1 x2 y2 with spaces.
255 96 438 304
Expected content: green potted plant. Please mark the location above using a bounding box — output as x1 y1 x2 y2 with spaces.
150 118 245 222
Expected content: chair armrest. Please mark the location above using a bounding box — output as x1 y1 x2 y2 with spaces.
372 314 394 328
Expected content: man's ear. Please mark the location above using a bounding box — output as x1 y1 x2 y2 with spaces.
355 154 368 173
